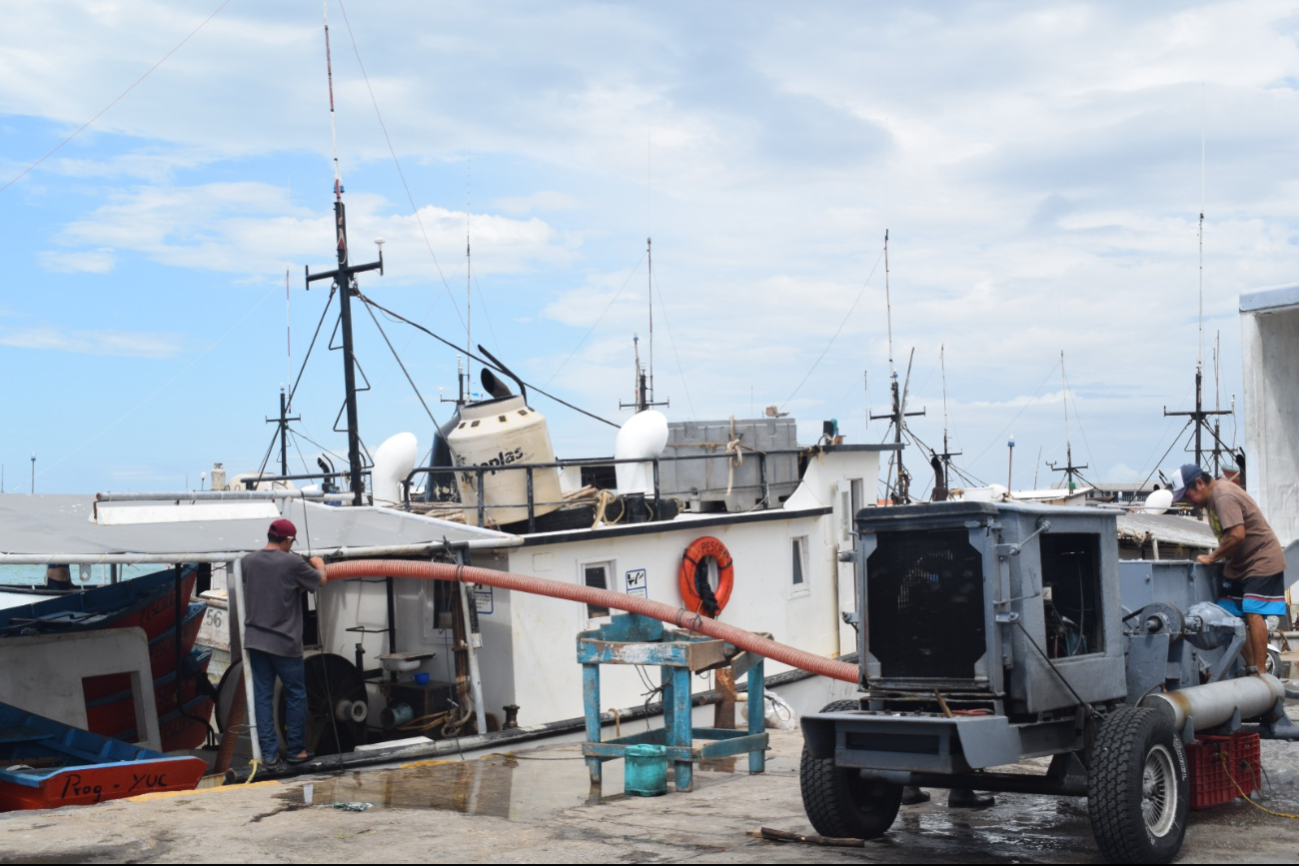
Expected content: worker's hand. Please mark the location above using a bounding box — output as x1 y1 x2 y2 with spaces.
309 555 326 579
1195 554 1214 565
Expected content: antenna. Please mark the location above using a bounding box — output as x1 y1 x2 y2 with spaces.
304 2 387 505
1198 85 1205 373
323 0 342 200
466 157 472 389
647 236 654 404
285 265 292 396
883 230 895 376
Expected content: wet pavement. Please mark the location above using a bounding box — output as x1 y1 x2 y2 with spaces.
5 724 1299 862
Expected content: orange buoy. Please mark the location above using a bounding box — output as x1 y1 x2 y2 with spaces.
678 536 734 617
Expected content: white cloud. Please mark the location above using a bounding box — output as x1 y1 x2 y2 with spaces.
2 1 1298 492
0 326 183 359
37 248 115 273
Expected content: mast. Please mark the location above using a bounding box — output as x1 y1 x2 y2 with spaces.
619 238 668 414
266 387 300 478
871 231 923 503
304 3 385 506
930 344 960 500
1047 352 1087 492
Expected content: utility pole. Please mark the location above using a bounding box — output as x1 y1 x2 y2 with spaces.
266 387 301 478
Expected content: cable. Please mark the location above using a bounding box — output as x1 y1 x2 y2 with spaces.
652 275 696 419
43 283 278 478
361 298 440 428
545 252 645 387
359 293 620 428
335 0 465 330
780 249 885 411
0 0 236 197
968 359 1062 465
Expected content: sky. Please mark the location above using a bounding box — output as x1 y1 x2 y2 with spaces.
1 0 1298 496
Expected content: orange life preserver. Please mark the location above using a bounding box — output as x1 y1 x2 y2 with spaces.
679 536 734 617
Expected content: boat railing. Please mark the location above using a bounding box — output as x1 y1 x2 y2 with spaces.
400 446 818 531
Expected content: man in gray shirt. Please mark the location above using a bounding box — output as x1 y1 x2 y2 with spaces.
243 518 326 765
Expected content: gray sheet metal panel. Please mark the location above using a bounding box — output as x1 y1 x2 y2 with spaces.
1118 560 1215 613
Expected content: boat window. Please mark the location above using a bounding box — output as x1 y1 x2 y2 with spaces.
839 490 852 542
583 562 612 618
792 536 808 586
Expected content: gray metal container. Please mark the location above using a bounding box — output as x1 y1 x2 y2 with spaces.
659 418 800 512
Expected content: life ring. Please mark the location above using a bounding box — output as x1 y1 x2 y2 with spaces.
679 536 734 617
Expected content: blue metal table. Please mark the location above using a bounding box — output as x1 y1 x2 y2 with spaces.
578 614 768 793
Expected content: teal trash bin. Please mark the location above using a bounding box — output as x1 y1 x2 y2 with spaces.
624 744 668 796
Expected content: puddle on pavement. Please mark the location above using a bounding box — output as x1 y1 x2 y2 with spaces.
277 745 787 822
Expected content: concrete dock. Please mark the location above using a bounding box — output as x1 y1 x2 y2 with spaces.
6 721 1299 864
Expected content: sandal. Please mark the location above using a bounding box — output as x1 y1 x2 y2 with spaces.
285 750 315 765
259 756 283 769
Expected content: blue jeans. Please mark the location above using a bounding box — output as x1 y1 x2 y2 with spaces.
248 649 307 760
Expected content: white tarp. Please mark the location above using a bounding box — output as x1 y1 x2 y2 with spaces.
0 494 510 559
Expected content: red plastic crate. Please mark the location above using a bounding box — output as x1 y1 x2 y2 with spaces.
1186 732 1261 810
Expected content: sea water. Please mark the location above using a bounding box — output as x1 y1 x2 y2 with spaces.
0 564 154 588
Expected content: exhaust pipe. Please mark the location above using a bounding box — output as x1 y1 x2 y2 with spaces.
1140 674 1286 733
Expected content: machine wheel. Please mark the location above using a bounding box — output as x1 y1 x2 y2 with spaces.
276 652 369 756
1088 706 1188 864
799 700 901 840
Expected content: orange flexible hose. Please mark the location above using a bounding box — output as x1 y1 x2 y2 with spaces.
325 559 859 683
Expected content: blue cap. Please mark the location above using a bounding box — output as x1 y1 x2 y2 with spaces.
1169 464 1205 503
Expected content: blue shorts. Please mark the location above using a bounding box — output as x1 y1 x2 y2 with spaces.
1218 572 1287 617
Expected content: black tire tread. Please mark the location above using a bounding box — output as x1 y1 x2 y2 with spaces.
1088 706 1188 865
799 699 899 840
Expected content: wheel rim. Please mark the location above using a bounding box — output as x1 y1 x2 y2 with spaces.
1141 744 1178 838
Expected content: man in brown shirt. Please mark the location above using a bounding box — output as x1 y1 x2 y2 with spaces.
1171 463 1288 674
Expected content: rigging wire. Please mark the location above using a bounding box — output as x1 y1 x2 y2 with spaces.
780 247 886 411
257 290 338 478
0 0 236 197
544 252 646 387
359 293 621 428
42 284 279 479
360 298 440 427
335 0 467 329
968 358 1062 465
652 273 696 419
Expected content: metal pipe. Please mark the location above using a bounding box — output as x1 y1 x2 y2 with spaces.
229 559 263 763
0 537 525 566
1140 674 1287 732
325 559 860 683
96 490 334 502
456 557 488 737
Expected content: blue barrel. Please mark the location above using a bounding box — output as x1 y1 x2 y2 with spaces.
624 744 668 796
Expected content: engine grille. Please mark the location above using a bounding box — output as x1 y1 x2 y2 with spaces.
866 528 987 682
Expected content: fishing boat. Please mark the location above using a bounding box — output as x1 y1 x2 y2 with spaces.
0 567 213 749
0 701 206 811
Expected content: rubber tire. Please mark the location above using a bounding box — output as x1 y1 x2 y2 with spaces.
799 699 902 840
1088 707 1189 865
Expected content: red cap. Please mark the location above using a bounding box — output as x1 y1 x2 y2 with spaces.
269 518 297 540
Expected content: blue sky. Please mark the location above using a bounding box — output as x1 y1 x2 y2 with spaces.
2 0 1298 495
